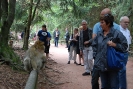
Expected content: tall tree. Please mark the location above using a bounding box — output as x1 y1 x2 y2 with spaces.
0 0 21 69
23 0 41 49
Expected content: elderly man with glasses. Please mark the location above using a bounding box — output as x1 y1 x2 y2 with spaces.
119 16 131 89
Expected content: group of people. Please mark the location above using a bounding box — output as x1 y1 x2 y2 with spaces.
52 27 71 48
67 27 84 66
67 8 131 89
36 7 131 89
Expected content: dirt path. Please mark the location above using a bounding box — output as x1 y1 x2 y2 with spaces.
49 44 133 89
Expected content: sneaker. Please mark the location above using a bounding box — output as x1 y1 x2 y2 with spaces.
81 64 84 66
82 72 90 76
67 61 70 64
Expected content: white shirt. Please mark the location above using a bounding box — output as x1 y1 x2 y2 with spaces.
56 31 58 37
119 25 131 51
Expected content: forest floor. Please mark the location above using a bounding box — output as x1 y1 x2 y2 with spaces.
0 41 133 89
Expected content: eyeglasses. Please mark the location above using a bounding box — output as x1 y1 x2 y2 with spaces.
104 14 109 16
124 21 130 23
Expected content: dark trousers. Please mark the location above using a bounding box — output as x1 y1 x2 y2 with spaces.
91 68 99 89
54 37 59 47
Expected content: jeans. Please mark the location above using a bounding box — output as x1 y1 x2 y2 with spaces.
83 47 93 73
55 37 59 47
91 68 99 89
69 46 77 61
100 70 119 89
119 53 128 89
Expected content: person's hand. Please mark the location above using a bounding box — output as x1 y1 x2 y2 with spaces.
107 41 116 47
84 41 89 45
73 38 77 41
47 38 51 41
75 33 78 37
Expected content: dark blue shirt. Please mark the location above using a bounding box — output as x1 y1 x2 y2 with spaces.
47 32 51 38
37 30 48 45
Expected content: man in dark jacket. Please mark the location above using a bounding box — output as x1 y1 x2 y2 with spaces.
79 20 93 76
64 28 70 48
53 28 60 47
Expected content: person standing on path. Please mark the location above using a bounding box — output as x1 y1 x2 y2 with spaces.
92 13 128 89
79 20 93 76
64 28 70 48
76 26 84 66
119 16 131 89
37 24 50 59
91 8 120 89
67 28 78 64
46 30 51 59
53 28 60 47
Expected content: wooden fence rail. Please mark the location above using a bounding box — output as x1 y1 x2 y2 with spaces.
24 70 38 89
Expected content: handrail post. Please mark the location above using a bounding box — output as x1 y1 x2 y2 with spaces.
24 70 38 89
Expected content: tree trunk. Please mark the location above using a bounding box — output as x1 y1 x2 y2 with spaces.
0 0 22 70
0 0 16 46
23 0 41 49
23 0 33 50
0 0 2 23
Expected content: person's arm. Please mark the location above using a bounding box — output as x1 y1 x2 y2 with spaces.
37 31 40 40
92 34 97 39
108 31 128 52
79 32 83 55
92 23 99 39
129 30 132 44
48 32 51 40
91 35 98 59
92 25 97 39
79 31 83 51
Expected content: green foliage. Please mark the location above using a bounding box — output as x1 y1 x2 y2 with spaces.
0 22 2 28
11 0 133 39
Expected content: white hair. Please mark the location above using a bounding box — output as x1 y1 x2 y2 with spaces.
120 16 129 22
82 20 88 24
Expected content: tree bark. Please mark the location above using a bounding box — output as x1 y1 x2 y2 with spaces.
0 0 16 46
0 0 2 37
23 0 33 49
0 0 21 69
23 0 41 49
0 0 2 22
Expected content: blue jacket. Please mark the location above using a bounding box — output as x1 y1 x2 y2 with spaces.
92 27 128 71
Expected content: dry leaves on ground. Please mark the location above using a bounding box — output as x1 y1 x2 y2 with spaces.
0 46 65 89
